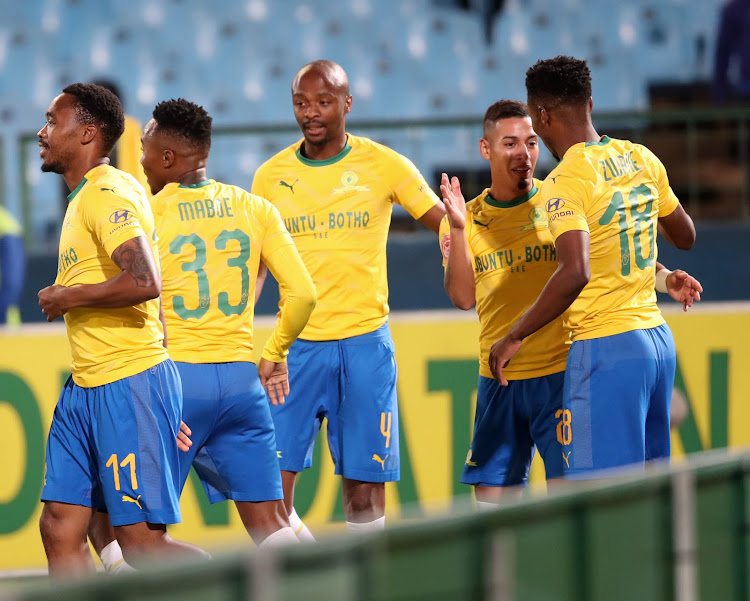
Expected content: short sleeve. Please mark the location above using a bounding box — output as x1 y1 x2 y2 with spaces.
386 150 440 219
541 176 590 241
83 187 149 257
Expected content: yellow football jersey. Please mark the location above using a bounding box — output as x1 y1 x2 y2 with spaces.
439 181 567 380
542 136 680 341
55 165 167 387
152 180 304 363
252 134 440 340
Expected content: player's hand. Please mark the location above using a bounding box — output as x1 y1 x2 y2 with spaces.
38 284 70 322
489 334 523 386
258 358 290 405
440 173 467 230
667 269 703 311
177 421 192 452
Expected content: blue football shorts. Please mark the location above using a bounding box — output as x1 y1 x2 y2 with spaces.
461 372 565 487
175 361 282 503
272 322 399 483
41 359 183 526
562 323 676 479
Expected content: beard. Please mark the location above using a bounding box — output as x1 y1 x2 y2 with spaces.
517 177 530 190
41 160 66 174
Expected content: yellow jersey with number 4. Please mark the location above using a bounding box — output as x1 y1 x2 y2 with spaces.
55 165 167 387
541 136 680 341
252 134 439 341
151 180 302 363
439 181 567 380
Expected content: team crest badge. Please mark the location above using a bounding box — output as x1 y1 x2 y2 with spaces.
333 170 370 194
520 206 549 231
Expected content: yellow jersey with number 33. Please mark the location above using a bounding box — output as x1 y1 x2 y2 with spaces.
439 181 567 380
55 165 167 387
252 134 439 340
152 180 300 363
541 136 680 341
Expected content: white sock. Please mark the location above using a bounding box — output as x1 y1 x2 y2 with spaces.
346 516 385 535
259 526 299 548
476 501 498 512
288 508 316 542
100 540 135 573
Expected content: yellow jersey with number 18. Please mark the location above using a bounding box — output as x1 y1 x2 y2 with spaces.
151 180 303 363
541 136 680 341
252 134 440 341
55 164 167 387
439 181 567 380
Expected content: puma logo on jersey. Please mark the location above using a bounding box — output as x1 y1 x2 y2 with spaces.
122 494 142 509
100 187 117 193
372 454 388 470
562 451 571 469
472 219 492 229
280 180 298 193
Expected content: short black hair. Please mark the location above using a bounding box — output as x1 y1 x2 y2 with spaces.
525 56 592 107
152 98 212 154
484 100 529 125
62 83 125 155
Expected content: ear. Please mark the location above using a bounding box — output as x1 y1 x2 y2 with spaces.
479 137 491 161
162 149 176 168
80 124 98 146
588 97 594 113
538 106 550 127
344 95 353 115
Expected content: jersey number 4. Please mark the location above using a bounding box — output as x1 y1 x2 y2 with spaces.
169 230 251 320
598 183 656 277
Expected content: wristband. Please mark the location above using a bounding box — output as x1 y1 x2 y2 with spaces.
654 268 670 293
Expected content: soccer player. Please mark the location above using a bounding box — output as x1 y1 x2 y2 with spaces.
143 98 316 546
252 60 445 536
440 100 566 501
36 83 204 576
441 99 703 501
490 56 699 478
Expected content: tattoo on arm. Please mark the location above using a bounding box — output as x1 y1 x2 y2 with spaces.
112 237 157 288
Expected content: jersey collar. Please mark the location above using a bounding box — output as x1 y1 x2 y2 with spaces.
483 185 539 209
295 139 352 167
178 179 213 189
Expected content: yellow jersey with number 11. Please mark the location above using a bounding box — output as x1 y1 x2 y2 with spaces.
541 136 680 341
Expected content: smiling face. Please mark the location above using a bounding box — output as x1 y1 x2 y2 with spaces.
37 93 83 175
291 67 352 153
480 116 539 197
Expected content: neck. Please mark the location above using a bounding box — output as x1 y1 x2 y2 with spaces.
64 156 110 191
177 167 208 187
488 180 533 203
554 122 601 159
302 132 348 161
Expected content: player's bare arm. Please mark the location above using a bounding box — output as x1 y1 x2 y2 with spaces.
655 262 703 311
658 204 696 250
39 236 161 321
489 229 590 385
440 173 476 310
418 202 447 233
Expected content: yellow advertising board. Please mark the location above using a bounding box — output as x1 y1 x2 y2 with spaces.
1 304 748 569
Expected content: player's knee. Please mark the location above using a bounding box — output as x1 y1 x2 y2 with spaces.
39 504 76 550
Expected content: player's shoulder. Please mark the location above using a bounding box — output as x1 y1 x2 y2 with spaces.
465 190 489 215
349 134 409 163
84 166 147 205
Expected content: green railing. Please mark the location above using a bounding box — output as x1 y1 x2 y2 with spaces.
7 449 750 601
15 107 750 253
